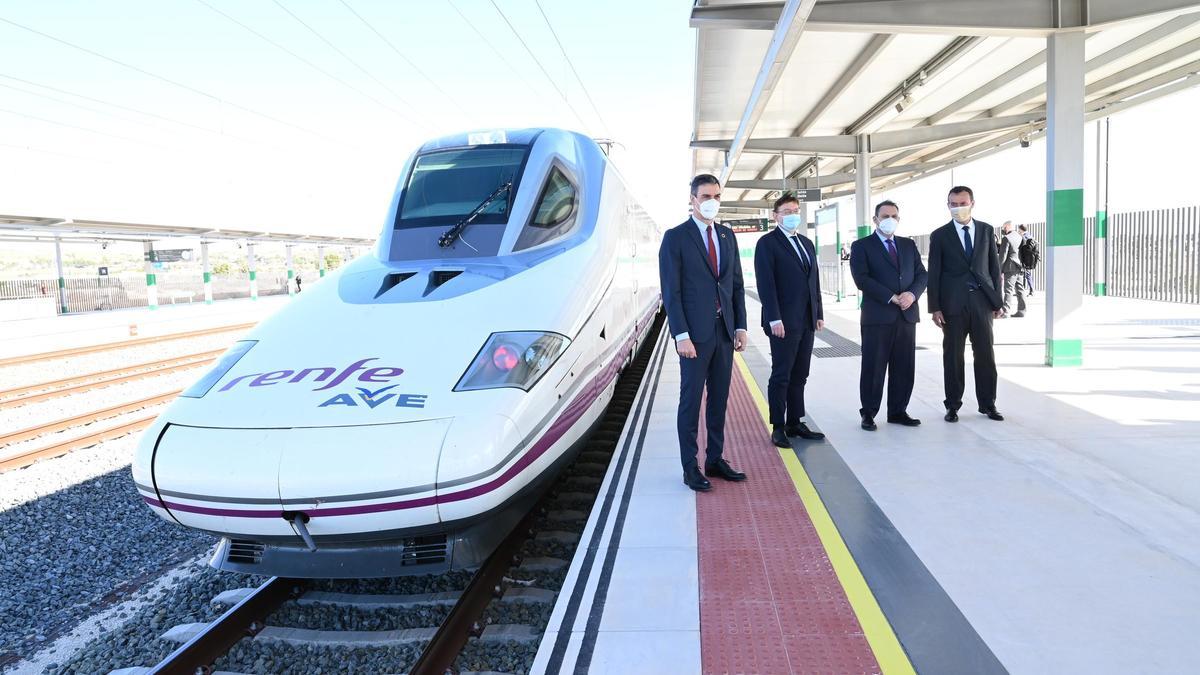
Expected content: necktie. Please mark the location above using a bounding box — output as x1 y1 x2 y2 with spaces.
707 225 722 312
791 235 811 275
962 225 974 260
886 238 899 267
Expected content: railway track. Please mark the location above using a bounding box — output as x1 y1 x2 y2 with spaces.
109 318 664 675
0 349 221 409
0 401 173 473
0 322 253 368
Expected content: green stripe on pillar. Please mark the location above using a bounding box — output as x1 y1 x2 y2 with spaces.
249 270 257 281
145 273 156 286
1047 188 1084 247
287 269 294 279
320 268 326 278
203 271 211 283
1094 282 1107 296
1094 210 1107 238
1045 338 1083 367
856 224 870 238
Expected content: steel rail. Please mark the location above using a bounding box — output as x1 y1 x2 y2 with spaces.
0 350 220 408
146 577 304 675
0 322 253 367
0 389 179 447
0 411 160 472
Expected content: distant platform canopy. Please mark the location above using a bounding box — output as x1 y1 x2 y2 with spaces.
0 214 375 247
691 0 1200 211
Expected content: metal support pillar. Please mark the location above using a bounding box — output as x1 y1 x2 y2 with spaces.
246 243 258 301
1045 31 1085 366
143 241 158 310
853 137 872 304
201 241 213 304
1094 117 1110 296
53 237 67 314
286 245 295 296
318 245 327 278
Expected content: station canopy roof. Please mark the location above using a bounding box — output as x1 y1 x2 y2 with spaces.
691 0 1200 211
0 214 375 246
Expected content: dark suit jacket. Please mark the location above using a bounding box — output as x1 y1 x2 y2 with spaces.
849 233 928 325
927 220 1003 315
753 228 823 332
658 218 747 343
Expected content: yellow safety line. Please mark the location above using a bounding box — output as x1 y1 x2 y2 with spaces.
734 353 915 675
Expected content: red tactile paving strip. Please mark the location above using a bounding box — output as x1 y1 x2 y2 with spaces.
695 365 882 675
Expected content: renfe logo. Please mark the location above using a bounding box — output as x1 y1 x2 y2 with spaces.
216 358 428 409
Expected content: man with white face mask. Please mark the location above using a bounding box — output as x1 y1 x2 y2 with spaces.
927 186 1004 423
659 174 749 492
849 200 928 431
754 193 825 448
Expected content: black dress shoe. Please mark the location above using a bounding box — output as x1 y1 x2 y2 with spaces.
1011 311 1025 318
860 414 876 431
683 467 711 492
887 412 921 426
978 407 1005 421
786 422 825 440
944 409 959 423
705 459 746 482
770 427 791 448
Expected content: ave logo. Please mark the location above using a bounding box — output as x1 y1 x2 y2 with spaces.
318 384 428 409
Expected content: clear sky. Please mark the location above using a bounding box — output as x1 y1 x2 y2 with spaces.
0 0 1195 244
0 0 695 237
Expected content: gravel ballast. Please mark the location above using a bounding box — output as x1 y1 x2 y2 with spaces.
0 448 215 667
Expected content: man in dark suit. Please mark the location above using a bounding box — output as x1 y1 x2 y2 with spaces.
658 174 749 492
927 186 1005 422
849 200 928 431
753 194 825 448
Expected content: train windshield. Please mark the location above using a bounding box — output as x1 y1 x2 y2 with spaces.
395 146 529 228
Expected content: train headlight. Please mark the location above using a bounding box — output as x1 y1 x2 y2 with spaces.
455 332 569 392
181 340 257 398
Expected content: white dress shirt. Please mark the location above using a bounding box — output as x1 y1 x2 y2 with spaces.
768 229 812 329
956 219 976 253
674 218 746 342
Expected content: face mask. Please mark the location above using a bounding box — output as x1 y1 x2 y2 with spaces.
697 199 720 220
950 205 972 222
877 217 898 236
779 213 803 233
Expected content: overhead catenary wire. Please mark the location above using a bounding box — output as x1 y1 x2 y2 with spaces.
445 0 542 98
533 0 610 135
487 0 591 133
336 0 469 119
269 0 427 120
0 14 362 151
192 0 431 130
0 74 299 156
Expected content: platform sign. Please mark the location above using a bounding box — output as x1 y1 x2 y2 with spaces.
146 249 193 263
724 218 768 233
98 266 108 276
795 188 821 202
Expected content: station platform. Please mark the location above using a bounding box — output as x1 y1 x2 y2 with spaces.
533 291 1200 674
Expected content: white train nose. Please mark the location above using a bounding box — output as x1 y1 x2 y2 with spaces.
146 420 451 539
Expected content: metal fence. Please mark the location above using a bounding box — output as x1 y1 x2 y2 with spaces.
903 207 1200 305
0 272 297 315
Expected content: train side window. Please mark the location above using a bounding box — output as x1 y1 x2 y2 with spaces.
514 166 577 251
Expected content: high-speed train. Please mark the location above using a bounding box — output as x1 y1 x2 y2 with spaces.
132 128 662 578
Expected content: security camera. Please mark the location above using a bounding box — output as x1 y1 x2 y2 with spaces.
1019 132 1031 148
100 241 109 250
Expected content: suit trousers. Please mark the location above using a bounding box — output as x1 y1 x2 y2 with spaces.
677 318 734 473
1002 267 1026 314
764 325 815 428
859 321 916 418
941 290 998 411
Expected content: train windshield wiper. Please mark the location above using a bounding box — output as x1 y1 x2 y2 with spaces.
438 180 513 249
